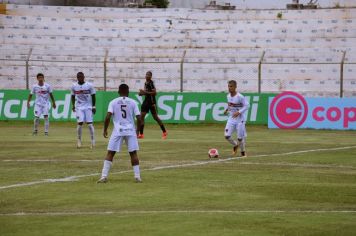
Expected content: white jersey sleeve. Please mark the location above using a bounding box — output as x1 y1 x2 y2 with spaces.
71 84 75 95
108 100 114 114
238 93 249 115
90 84 96 95
30 85 35 95
47 84 53 94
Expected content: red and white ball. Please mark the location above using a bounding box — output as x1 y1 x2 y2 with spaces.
208 148 219 158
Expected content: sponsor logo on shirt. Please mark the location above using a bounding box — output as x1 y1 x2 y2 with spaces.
74 90 91 95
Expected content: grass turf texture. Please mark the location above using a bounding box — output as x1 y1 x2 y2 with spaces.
0 121 355 236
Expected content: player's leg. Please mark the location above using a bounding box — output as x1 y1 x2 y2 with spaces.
98 134 123 183
33 104 41 135
76 122 83 148
84 108 95 148
97 151 116 183
139 100 151 138
43 104 50 135
88 122 95 148
225 122 238 155
76 109 84 148
33 116 40 135
138 111 147 139
44 115 49 135
150 105 167 139
127 135 141 182
237 121 247 157
129 151 141 183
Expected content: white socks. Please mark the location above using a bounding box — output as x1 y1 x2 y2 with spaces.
88 124 95 144
44 117 49 133
77 125 83 140
34 117 40 132
133 165 141 179
100 161 141 181
77 124 95 146
238 138 246 152
101 160 112 178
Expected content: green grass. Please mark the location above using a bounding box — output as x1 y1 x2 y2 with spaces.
0 121 356 236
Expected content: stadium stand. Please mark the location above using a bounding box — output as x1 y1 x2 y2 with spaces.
0 4 355 96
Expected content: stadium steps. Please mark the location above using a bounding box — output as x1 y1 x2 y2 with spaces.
5 4 356 21
0 4 356 95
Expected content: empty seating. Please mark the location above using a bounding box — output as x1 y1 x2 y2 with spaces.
0 4 355 95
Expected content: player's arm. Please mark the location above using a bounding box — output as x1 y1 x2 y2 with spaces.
49 93 56 109
238 96 250 114
27 86 35 108
71 94 76 112
224 106 229 115
91 94 96 114
138 88 145 96
139 81 157 96
224 95 229 115
133 102 141 135
135 114 141 136
139 89 156 96
103 112 112 138
233 96 250 118
232 110 240 118
144 89 157 96
27 94 32 108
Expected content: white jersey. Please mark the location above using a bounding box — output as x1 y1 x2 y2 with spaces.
31 83 53 106
227 92 250 124
108 96 140 136
71 82 96 109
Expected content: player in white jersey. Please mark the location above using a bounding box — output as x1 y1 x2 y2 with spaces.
224 80 250 157
97 84 142 183
71 72 96 149
27 73 56 136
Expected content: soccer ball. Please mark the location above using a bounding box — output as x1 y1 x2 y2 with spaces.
208 148 219 158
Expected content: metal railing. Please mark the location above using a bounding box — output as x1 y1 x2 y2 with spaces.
1 49 355 97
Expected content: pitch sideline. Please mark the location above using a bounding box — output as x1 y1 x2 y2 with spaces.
1 210 356 216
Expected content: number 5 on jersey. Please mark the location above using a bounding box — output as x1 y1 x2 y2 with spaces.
121 105 127 118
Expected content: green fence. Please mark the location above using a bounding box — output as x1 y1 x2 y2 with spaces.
0 90 275 124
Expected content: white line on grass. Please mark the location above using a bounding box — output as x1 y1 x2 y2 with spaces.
1 210 356 216
237 162 356 169
1 159 101 162
0 145 355 191
2 159 356 170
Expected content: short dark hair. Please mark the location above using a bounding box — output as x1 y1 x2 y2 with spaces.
228 80 237 86
77 72 84 78
37 73 44 78
119 83 129 94
146 71 152 76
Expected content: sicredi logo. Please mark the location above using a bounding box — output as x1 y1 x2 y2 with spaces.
269 91 308 129
269 91 356 130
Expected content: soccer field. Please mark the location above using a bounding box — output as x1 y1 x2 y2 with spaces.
0 121 356 236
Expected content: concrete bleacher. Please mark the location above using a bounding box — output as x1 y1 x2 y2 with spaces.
0 4 355 96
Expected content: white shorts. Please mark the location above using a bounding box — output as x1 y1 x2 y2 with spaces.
107 134 139 153
76 108 93 123
224 121 247 139
34 103 49 117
